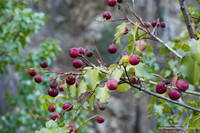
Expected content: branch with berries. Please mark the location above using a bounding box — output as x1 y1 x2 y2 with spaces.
33 0 200 132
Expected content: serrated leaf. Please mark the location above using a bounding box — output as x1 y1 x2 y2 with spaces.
117 83 131 92
96 86 109 103
110 68 123 81
84 68 100 90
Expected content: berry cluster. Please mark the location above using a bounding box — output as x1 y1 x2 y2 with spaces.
156 79 189 100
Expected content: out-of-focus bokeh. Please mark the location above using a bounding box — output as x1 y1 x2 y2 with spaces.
0 0 199 133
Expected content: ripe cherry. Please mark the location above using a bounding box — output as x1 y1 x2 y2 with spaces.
164 80 171 85
78 47 86 55
98 104 106 111
102 11 112 20
34 76 43 83
96 116 105 124
108 44 117 54
86 51 93 57
49 79 58 89
66 75 76 85
107 79 118 90
48 104 56 112
151 20 159 27
28 69 36 77
69 48 80 58
48 88 59 97
51 113 60 120
108 0 117 7
72 59 84 68
129 55 140 65
168 88 181 100
40 61 48 68
62 102 73 111
160 22 166 28
156 82 167 94
176 79 189 92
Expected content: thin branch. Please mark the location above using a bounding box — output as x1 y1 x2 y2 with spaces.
131 84 200 113
178 0 198 39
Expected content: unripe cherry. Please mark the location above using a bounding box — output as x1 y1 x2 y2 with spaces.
156 82 167 94
96 116 105 124
108 0 117 7
48 104 56 112
49 79 58 89
168 88 181 100
62 102 73 111
28 69 37 77
176 79 189 92
129 55 140 65
72 59 84 68
51 113 60 120
66 75 76 85
34 76 43 83
69 48 80 58
40 61 48 68
107 79 118 90
48 88 59 97
108 44 117 54
68 124 76 133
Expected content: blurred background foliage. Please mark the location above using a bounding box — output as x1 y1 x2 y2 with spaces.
0 0 200 133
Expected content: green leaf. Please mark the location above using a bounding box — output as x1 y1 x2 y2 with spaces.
110 68 123 81
96 86 110 103
135 63 153 79
127 24 139 54
45 120 58 128
117 83 131 92
114 22 127 45
84 68 100 90
181 43 190 52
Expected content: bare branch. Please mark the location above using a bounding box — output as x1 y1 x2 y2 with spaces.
178 0 198 39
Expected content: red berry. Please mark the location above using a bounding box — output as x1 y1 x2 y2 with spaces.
51 113 60 120
156 82 167 94
102 11 112 20
62 102 73 111
168 88 181 100
40 61 48 68
49 79 58 89
129 55 140 65
151 20 159 27
108 44 117 54
72 59 84 68
59 84 65 91
68 124 76 133
66 75 76 85
34 76 43 83
69 48 80 58
98 104 106 111
96 116 105 124
28 69 36 77
48 88 59 97
78 47 86 55
176 79 189 92
107 79 118 90
160 22 166 28
48 104 56 112
108 0 117 7
124 26 129 34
